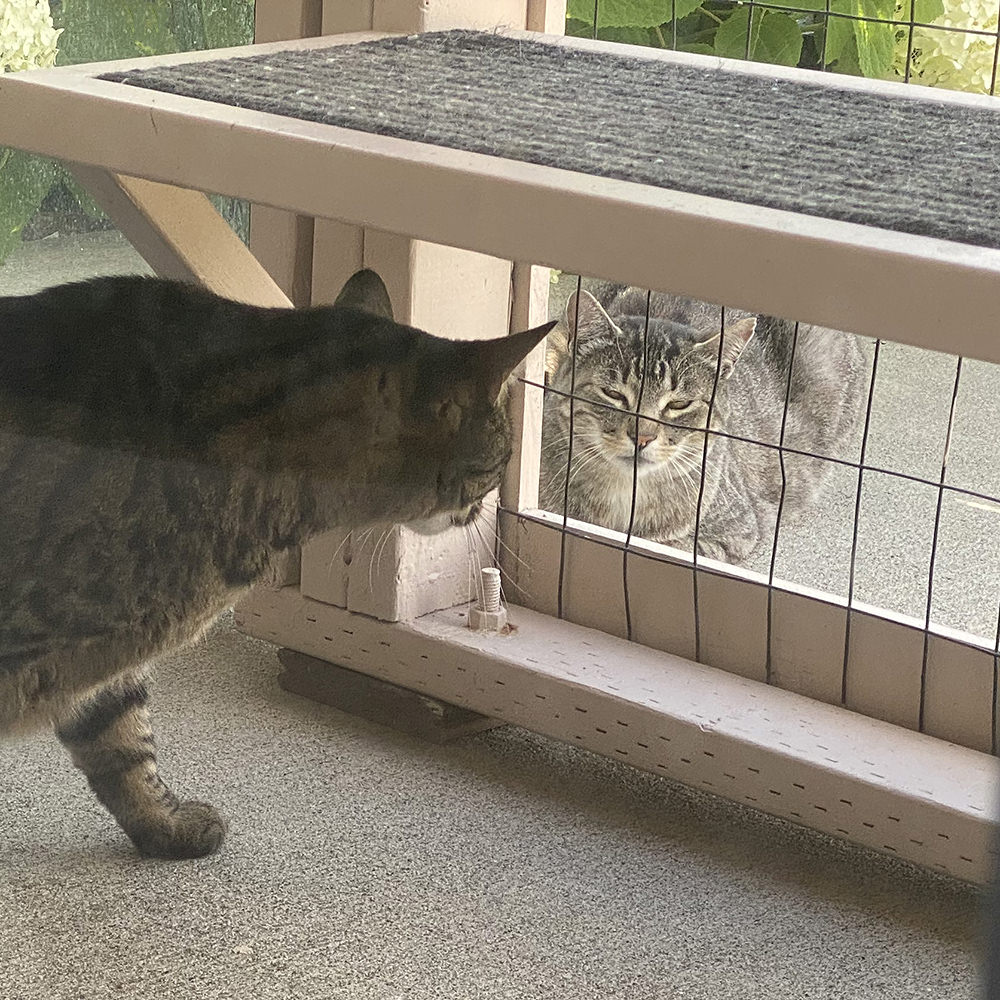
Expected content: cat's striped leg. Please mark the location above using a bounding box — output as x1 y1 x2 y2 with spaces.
56 676 226 859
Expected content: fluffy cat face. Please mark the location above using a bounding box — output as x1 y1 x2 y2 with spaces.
545 290 756 482
207 269 554 530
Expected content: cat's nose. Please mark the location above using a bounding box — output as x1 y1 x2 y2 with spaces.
628 429 659 450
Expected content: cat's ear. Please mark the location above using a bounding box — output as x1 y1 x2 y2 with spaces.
546 289 617 375
473 321 557 401
333 268 394 320
700 316 757 379
564 289 618 342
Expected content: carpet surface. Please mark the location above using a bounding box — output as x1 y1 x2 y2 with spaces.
0 618 982 999
103 30 1000 251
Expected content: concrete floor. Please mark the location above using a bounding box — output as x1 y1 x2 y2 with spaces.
0 619 985 999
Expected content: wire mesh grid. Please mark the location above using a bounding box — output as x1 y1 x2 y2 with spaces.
569 0 1000 95
492 1 1000 754
503 267 1000 757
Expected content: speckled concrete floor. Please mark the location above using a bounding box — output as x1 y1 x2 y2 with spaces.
0 619 985 1000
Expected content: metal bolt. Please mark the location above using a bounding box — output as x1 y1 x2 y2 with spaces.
479 567 502 613
469 566 508 632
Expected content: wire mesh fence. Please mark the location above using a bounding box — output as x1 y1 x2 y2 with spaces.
500 265 1000 757
567 0 1000 94
491 2 1000 754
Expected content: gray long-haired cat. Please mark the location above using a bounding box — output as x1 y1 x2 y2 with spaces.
540 284 866 563
0 268 551 858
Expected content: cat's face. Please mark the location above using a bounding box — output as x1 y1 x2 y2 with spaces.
227 271 553 532
546 291 755 482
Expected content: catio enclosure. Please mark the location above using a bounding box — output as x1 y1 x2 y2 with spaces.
2 0 1000 884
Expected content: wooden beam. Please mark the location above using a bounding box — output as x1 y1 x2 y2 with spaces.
67 166 291 306
250 0 325 307
277 648 503 743
238 588 1000 885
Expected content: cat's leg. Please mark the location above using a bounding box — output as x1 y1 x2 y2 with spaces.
56 675 226 859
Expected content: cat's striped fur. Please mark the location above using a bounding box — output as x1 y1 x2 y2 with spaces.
540 284 866 563
0 269 550 858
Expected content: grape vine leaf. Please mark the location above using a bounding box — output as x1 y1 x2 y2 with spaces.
567 0 702 27
715 8 803 67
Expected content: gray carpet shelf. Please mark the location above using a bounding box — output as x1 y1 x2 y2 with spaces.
102 29 1000 252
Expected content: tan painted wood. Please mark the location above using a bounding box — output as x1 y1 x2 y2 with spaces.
506 512 1000 753
373 0 529 30
696 570 769 683
309 220 365 304
250 0 326 307
248 209 315 306
7 36 1000 360
278 648 503 742
502 262 550 514
845 609 923 731
924 635 995 753
299 529 351 607
321 0 375 33
526 0 567 33
498 508 561 616
236 586 1000 884
255 0 324 42
626 552 697 662
768 590 847 705
67 166 290 306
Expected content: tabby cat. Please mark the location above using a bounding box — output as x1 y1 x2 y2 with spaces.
540 284 866 563
0 269 551 858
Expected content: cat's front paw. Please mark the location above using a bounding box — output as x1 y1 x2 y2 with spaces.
130 800 228 859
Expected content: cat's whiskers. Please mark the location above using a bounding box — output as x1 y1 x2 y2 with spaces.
566 446 609 489
539 446 599 502
374 525 396 580
365 526 392 594
322 530 354 581
476 517 535 589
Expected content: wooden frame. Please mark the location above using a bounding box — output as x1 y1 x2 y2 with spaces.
237 588 999 883
3 32 1000 359
3 17 998 878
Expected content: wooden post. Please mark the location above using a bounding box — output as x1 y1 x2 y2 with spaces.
300 0 564 622
248 0 325 306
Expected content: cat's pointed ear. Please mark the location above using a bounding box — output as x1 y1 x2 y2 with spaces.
546 289 617 374
475 321 557 401
564 289 617 342
700 316 757 379
333 268 394 320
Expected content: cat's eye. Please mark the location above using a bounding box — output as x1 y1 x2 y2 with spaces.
664 399 694 414
599 388 629 407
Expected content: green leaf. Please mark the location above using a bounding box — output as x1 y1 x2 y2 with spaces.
767 0 830 10
199 1 254 50
714 8 802 66
568 0 690 28
600 25 662 45
754 11 803 65
0 150 57 264
566 17 597 37
679 41 717 55
821 5 853 65
903 0 945 22
852 0 896 77
714 7 759 59
56 0 179 63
